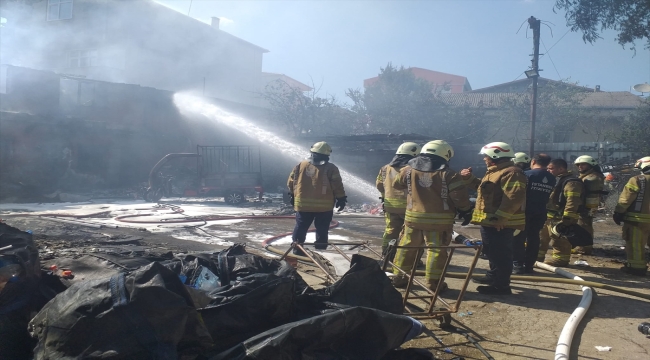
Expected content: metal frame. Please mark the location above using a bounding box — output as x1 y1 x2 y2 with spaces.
278 240 482 320
382 243 482 319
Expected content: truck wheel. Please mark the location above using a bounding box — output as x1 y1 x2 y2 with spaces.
225 191 244 205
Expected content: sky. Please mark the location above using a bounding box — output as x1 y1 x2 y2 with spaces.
159 0 650 102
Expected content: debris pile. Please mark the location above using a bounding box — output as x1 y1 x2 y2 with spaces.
1 223 432 359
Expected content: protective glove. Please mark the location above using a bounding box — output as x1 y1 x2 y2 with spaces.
613 212 624 226
335 196 347 212
379 197 385 212
457 208 473 226
289 193 294 206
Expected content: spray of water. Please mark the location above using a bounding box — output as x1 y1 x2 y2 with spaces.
173 93 379 203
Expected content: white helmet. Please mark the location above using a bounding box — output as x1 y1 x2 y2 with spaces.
635 156 650 172
512 152 531 164
574 155 597 166
396 142 421 156
479 142 515 159
421 140 454 161
310 141 332 155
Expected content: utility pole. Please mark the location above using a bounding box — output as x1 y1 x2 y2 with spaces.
528 16 541 156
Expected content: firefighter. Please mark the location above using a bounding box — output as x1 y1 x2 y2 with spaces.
540 158 587 266
512 153 556 274
572 155 605 255
287 141 346 255
376 142 421 255
512 152 531 171
391 140 472 292
613 156 650 276
465 142 526 295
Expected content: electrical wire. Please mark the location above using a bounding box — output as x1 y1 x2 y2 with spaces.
542 29 571 55
541 38 562 79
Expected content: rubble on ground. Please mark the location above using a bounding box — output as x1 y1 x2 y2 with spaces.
1 222 429 359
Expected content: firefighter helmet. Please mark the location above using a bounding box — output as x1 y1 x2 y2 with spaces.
635 156 650 172
479 142 515 159
512 152 531 164
574 155 598 166
396 142 421 156
310 141 332 155
421 140 454 161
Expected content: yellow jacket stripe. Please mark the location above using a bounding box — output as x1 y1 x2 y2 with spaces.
616 174 650 223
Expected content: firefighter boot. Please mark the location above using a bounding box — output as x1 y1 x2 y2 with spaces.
392 274 409 288
427 281 448 294
620 263 648 276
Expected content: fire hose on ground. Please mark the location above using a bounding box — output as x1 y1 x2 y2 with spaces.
111 208 650 303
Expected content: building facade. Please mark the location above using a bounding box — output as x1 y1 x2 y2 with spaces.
1 0 268 106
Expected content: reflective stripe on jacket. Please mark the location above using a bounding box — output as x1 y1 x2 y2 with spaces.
471 162 527 230
393 166 471 231
546 172 584 221
288 160 346 212
377 164 408 214
616 174 650 224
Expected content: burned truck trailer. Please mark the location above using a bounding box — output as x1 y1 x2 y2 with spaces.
145 145 264 204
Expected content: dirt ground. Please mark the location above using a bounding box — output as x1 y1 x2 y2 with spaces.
1 199 649 360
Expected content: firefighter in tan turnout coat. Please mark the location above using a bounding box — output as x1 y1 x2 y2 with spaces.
540 158 587 267
376 142 421 255
613 156 650 276
462 141 527 295
572 155 605 255
288 141 347 256
391 140 472 292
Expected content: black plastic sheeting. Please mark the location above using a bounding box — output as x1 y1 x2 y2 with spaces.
296 254 404 316
29 262 213 359
211 306 426 360
7 240 429 359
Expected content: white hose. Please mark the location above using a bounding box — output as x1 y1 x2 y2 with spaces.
535 262 593 360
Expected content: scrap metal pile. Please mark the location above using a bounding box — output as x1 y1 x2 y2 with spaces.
0 223 434 360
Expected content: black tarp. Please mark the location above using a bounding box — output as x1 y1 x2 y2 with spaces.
296 254 404 316
26 243 431 359
29 262 213 359
210 306 425 360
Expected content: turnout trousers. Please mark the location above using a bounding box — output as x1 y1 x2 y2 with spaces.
513 214 547 270
382 212 405 252
392 226 451 286
546 221 572 266
292 210 334 249
480 226 516 288
622 222 650 270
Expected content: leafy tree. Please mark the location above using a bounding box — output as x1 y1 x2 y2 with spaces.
618 97 650 154
346 63 487 142
494 80 597 149
262 79 357 137
554 0 650 50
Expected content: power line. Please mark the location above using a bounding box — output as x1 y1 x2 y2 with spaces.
187 0 193 15
541 38 562 79
513 71 526 81
542 29 570 56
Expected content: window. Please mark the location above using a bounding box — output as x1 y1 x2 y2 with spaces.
47 0 73 21
68 49 98 68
